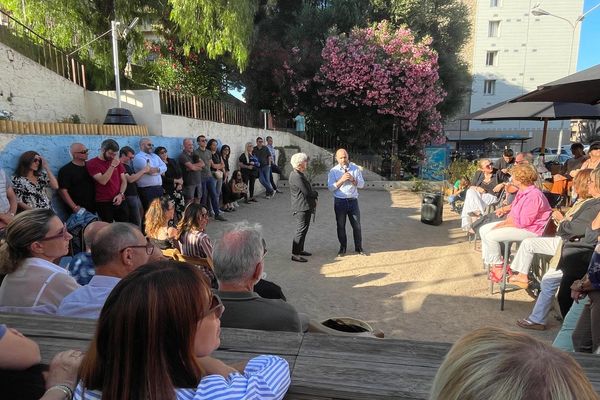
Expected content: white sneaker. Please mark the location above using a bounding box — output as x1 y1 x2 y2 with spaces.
233 201 239 208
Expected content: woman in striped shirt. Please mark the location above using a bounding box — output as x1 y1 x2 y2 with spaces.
74 260 290 400
177 203 213 259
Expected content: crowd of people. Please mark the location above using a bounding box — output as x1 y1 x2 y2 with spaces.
1 137 600 399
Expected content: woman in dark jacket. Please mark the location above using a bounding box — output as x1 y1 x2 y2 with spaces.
155 147 185 222
238 142 259 202
289 152 318 263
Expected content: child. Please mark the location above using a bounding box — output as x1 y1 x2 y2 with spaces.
448 176 470 212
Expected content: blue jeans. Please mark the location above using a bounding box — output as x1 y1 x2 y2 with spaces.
201 175 221 216
258 165 273 195
334 197 362 251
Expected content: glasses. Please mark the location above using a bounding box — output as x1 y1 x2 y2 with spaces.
76 149 89 154
484 163 493 168
40 225 70 241
119 238 155 255
198 139 206 143
159 151 167 155
32 158 41 163
200 293 224 319
261 238 268 259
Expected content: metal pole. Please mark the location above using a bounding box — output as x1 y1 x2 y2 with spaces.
111 20 121 108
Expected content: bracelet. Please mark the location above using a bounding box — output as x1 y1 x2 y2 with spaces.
45 384 74 400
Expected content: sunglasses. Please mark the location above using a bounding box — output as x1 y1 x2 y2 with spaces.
484 163 493 168
198 139 206 143
119 238 155 255
76 149 89 154
201 293 224 319
32 158 41 163
40 225 70 241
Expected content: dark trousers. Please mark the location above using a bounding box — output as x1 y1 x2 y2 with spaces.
270 164 281 191
572 290 600 353
242 170 256 198
126 195 144 228
334 197 362 251
96 201 129 223
138 185 164 211
0 364 47 400
292 210 312 255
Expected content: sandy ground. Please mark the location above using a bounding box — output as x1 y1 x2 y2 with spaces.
208 188 561 344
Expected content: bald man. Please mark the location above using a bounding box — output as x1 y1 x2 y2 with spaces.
58 142 96 213
327 149 365 256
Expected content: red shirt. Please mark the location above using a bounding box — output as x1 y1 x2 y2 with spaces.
86 157 125 202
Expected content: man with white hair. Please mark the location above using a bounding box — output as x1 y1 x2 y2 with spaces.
132 137 167 211
214 225 304 332
58 142 96 214
289 152 318 262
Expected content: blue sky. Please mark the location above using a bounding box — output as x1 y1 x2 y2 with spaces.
578 0 600 70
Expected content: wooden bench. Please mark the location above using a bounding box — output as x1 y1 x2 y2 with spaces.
3 313 600 399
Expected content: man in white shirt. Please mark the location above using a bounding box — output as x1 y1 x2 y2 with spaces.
132 138 167 211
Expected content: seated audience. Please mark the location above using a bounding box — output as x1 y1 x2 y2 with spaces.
41 350 84 400
155 146 185 222
229 169 249 204
448 176 469 212
429 327 598 400
65 221 109 285
57 222 152 318
460 159 508 231
239 142 259 202
0 209 79 313
75 260 290 399
145 196 178 250
0 167 17 236
12 151 58 211
496 148 515 174
571 240 600 353
510 169 600 289
571 141 600 178
479 164 551 269
213 224 304 332
0 324 41 369
176 203 212 259
219 144 236 211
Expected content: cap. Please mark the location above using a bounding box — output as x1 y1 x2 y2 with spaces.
589 141 600 151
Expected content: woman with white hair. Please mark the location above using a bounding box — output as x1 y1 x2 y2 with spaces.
289 153 318 263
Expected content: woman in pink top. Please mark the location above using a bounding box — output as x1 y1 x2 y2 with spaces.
479 164 552 268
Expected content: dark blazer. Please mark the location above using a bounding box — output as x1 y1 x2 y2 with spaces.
289 169 318 212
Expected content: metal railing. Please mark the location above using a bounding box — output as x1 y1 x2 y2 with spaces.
0 9 86 88
159 89 262 128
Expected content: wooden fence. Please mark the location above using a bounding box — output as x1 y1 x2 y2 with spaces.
0 120 148 136
159 90 261 128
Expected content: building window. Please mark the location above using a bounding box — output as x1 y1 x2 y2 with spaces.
490 0 499 6
483 80 496 95
488 20 500 37
486 51 498 66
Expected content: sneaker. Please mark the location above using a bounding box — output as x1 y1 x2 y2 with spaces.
337 247 346 257
233 201 239 207
265 194 272 199
276 189 283 193
214 214 227 222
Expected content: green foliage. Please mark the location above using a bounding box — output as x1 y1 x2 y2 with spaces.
275 146 287 174
168 0 258 71
305 154 329 182
445 159 478 184
410 177 434 193
61 114 81 124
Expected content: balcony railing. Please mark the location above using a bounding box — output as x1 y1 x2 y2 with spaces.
0 9 86 88
159 89 263 128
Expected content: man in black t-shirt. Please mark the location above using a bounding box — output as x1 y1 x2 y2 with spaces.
119 146 149 228
253 137 274 198
58 143 96 214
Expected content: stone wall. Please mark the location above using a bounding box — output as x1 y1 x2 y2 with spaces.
0 42 87 122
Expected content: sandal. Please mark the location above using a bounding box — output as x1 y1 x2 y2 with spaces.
507 275 529 289
516 318 546 331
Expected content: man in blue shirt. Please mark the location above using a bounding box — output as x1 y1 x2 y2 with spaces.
57 223 152 319
132 138 167 211
293 111 306 138
327 149 366 256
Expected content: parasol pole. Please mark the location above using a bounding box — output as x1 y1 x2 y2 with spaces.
540 118 549 154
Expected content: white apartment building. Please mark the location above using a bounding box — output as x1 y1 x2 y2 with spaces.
449 0 584 151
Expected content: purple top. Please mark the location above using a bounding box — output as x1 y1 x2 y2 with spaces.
509 185 552 236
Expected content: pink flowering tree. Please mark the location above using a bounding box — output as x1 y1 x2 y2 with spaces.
305 22 445 157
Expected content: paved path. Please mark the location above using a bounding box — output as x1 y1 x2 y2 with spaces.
208 188 559 343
